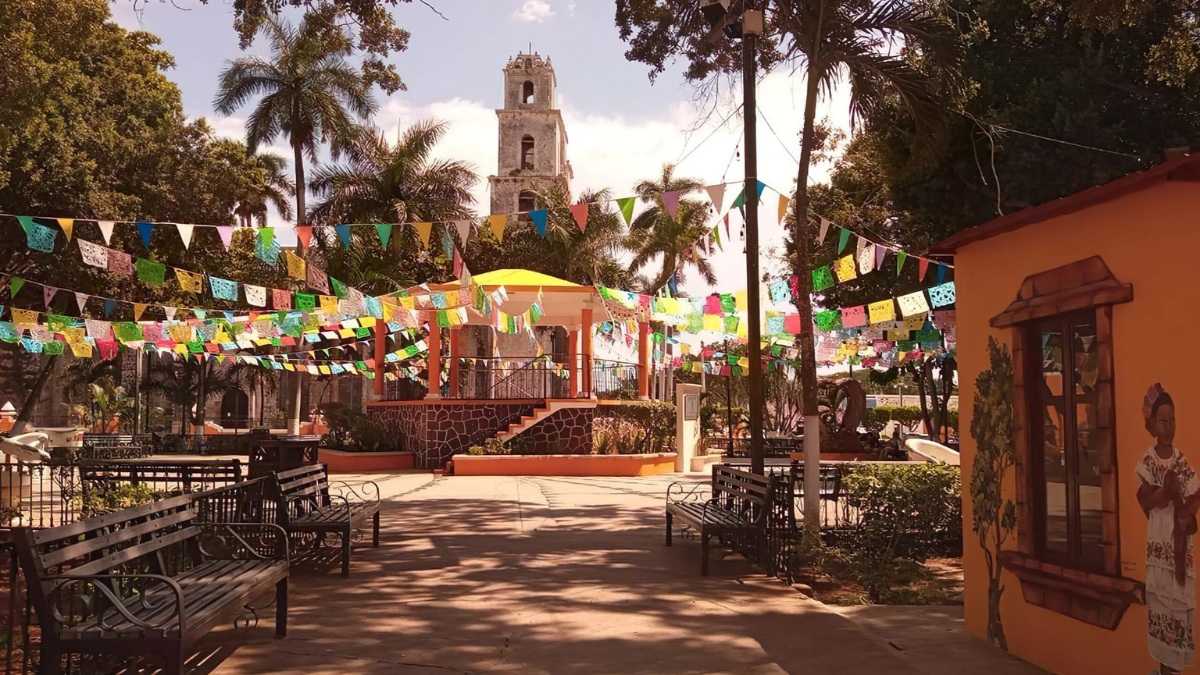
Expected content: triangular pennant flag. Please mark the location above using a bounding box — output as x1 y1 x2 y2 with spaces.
259 227 275 251
896 251 907 276
74 292 89 313
103 299 118 318
616 197 635 225
488 214 507 242
334 224 352 247
530 209 548 237
176 223 194 249
97 220 115 244
454 219 471 246
136 221 153 248
569 203 589 232
730 188 746 210
777 195 790 225
818 217 832 244
756 180 766 197
56 218 74 241
216 226 234 250
919 258 930 281
705 184 726 214
10 278 24 298
43 285 57 307
937 264 947 285
133 303 148 321
874 245 887 270
16 215 34 235
295 225 312 249
837 228 852 254
163 306 177 320
412 222 433 246
375 223 392 249
662 190 681 219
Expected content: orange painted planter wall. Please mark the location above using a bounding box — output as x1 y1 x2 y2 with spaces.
955 181 1200 675
318 449 414 473
451 453 677 477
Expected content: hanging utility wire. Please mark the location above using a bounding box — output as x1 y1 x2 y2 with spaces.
758 108 799 164
677 103 745 165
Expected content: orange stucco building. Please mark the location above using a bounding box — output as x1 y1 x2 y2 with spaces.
933 154 1200 674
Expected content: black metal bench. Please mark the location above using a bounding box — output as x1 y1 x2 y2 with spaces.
13 494 289 675
267 464 381 576
665 465 776 576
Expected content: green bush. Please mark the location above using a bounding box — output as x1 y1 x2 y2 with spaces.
840 463 962 602
863 406 958 433
320 402 399 452
467 438 508 456
595 401 676 453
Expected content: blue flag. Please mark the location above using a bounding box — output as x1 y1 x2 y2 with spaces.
530 209 548 237
136 221 153 248
334 225 352 247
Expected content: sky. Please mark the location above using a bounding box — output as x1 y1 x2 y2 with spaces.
110 0 852 298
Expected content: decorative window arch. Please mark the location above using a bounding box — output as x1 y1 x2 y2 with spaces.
522 80 535 104
220 389 250 429
520 135 535 170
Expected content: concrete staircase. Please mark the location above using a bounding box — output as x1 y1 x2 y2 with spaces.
497 400 595 443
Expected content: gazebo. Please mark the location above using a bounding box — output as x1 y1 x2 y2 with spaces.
365 270 653 467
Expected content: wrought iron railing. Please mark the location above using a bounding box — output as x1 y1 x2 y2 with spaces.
443 356 576 400
591 359 639 399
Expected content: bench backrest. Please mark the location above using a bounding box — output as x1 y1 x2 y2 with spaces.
12 495 200 633
712 466 771 506
267 464 332 524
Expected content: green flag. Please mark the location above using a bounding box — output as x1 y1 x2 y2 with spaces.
837 227 852 254
896 251 908 276
330 277 348 299
616 197 635 225
135 258 166 285
258 227 274 250
375 223 392 249
730 188 746 210
10 277 24 298
15 215 34 235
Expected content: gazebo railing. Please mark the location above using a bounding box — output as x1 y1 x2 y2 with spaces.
451 356 577 400
591 359 639 400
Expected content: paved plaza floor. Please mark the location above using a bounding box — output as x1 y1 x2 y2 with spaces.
190 472 1042 675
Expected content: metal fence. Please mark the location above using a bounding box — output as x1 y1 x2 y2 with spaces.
591 359 639 399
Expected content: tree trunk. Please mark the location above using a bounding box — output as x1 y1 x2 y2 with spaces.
792 60 824 533
9 355 59 435
195 359 207 434
285 135 307 436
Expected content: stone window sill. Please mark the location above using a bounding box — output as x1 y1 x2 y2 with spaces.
999 550 1144 630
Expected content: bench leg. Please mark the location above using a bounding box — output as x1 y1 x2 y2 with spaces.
276 577 289 638
665 511 673 546
700 534 710 576
372 511 380 548
342 529 351 577
165 646 184 675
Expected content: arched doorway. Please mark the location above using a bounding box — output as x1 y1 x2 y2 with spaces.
220 389 250 429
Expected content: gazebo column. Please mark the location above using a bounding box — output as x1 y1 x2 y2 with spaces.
581 308 593 397
568 329 579 397
637 320 650 400
373 319 385 397
449 327 461 398
426 322 442 400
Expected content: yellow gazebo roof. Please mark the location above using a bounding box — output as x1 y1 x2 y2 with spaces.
470 269 580 288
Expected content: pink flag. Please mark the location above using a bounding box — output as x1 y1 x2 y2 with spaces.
662 191 681 219
570 203 589 232
874 245 887 270
842 306 868 328
216 226 234 250
43 285 57 307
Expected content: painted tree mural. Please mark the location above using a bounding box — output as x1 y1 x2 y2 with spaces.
970 337 1017 650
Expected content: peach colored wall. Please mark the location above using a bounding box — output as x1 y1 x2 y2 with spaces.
451 453 678 477
318 449 414 473
956 180 1200 674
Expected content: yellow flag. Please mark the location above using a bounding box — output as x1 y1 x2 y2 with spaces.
11 308 37 329
56 218 74 241
133 303 148 321
777 195 789 224
834 255 857 283
286 250 307 280
488 214 507 242
175 269 202 293
320 295 339 313
412 222 433 246
868 299 895 325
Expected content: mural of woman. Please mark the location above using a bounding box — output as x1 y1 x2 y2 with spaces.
1137 384 1200 674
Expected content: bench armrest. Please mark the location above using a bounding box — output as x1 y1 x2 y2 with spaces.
42 573 186 635
328 480 381 505
666 481 711 506
198 523 289 562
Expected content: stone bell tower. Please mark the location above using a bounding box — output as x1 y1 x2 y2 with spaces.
488 51 573 215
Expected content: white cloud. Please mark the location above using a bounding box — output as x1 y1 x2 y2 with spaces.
513 0 555 23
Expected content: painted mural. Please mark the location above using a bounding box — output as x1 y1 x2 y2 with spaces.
1137 384 1199 674
969 337 1016 650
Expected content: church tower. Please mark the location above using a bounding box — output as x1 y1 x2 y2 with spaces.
488 52 572 215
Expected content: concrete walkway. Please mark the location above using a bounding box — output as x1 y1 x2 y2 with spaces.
193 472 1034 675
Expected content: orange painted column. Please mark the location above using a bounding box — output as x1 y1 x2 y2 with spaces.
568 329 579 396
637 320 650 400
581 308 594 397
448 327 461 398
426 321 442 399
372 319 385 397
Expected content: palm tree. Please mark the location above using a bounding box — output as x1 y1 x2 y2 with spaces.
626 164 715 293
308 121 477 292
232 145 295 228
773 0 960 530
213 14 377 232
213 14 375 435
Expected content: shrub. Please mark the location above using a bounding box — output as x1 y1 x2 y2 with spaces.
467 438 508 456
840 463 962 602
863 406 959 434
321 402 398 452
594 401 676 453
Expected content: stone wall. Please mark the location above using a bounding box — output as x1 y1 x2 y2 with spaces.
522 406 593 455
